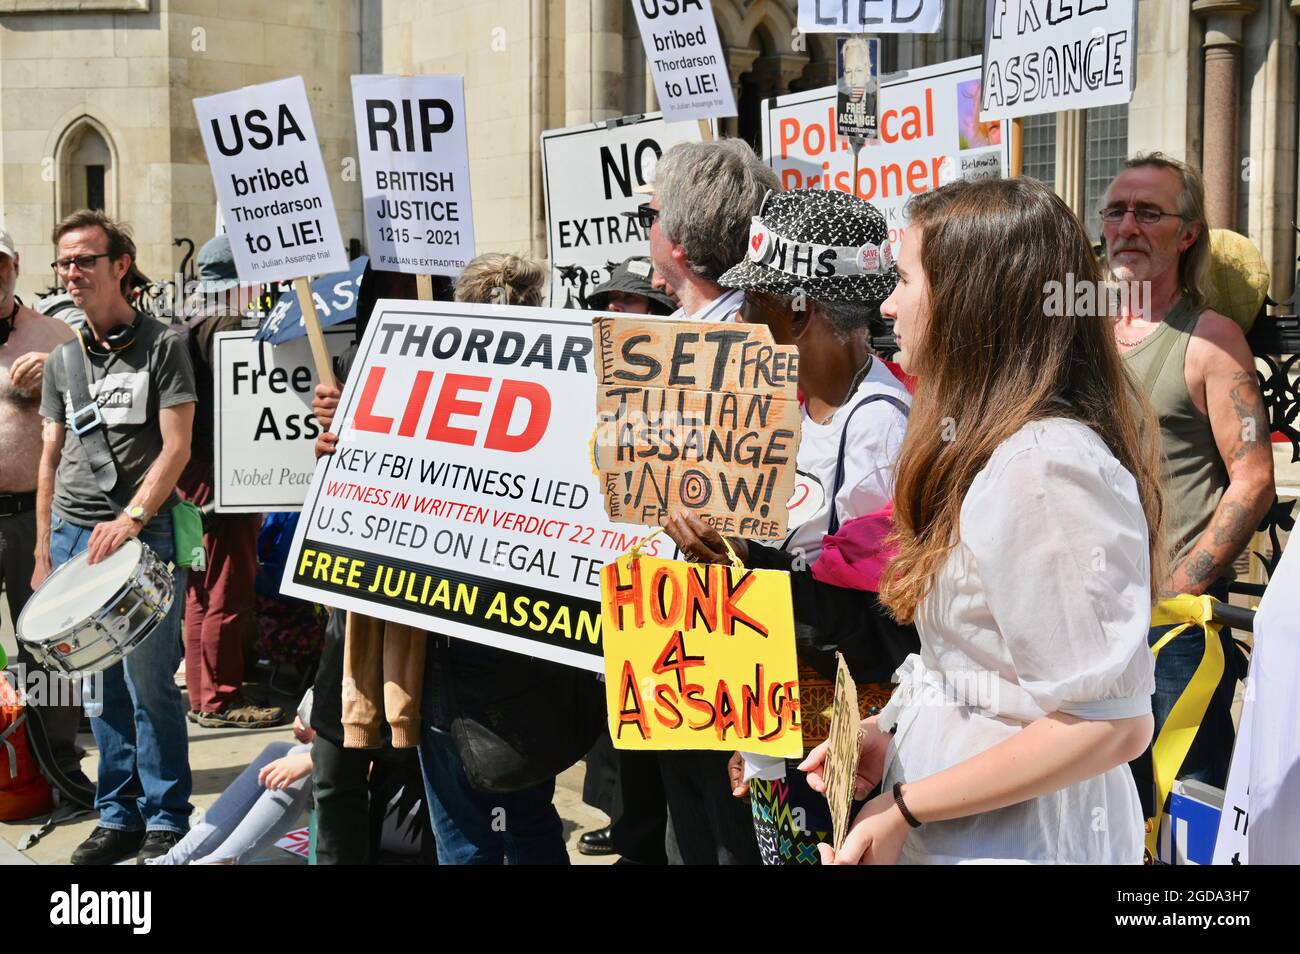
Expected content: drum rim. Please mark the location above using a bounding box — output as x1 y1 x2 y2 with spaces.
16 537 157 645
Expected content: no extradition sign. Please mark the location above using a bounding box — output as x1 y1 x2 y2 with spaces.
280 301 658 672
541 113 707 307
195 76 348 284
351 74 476 276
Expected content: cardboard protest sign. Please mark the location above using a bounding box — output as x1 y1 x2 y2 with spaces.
826 652 861 852
351 74 476 276
281 301 653 672
194 76 348 285
541 114 708 308
980 0 1136 121
600 554 802 756
632 0 736 122
763 56 1009 247
798 0 944 33
593 316 800 539
836 37 880 141
213 329 354 513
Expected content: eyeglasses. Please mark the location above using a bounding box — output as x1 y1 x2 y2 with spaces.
1098 205 1186 226
636 202 660 230
51 253 112 274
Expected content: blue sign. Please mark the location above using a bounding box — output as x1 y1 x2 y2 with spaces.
256 256 367 344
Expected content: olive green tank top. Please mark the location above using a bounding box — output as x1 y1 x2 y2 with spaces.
1120 296 1232 581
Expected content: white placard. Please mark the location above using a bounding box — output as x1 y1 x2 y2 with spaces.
1213 683 1251 865
632 0 736 122
762 56 1010 248
541 113 708 307
194 76 348 284
351 74 476 277
797 0 944 34
213 329 354 513
980 0 1136 121
280 301 654 672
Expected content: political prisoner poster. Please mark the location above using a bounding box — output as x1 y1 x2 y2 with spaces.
280 301 660 672
763 56 1011 247
194 76 349 284
213 329 355 513
351 74 476 276
541 113 709 308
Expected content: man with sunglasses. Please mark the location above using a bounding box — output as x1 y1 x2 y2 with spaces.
1102 154 1274 829
35 209 198 864
638 138 779 324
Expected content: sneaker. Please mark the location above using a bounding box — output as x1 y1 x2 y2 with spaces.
136 830 184 864
196 695 284 728
186 709 200 724
70 826 145 866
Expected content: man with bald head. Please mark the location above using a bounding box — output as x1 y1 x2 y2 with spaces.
0 226 86 802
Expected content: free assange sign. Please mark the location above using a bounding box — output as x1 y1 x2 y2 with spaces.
195 76 349 284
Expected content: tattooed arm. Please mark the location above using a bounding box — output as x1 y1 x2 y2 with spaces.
1165 314 1275 596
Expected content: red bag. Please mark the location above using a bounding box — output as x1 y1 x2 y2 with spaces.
0 677 53 821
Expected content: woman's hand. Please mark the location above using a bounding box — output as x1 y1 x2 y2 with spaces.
312 383 340 431
292 715 315 744
727 751 748 798
817 789 910 865
659 512 748 565
800 715 891 800
259 751 313 791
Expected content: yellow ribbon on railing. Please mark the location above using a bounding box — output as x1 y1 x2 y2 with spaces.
1144 593 1225 860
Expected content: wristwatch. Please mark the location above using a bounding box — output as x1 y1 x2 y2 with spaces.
126 504 146 524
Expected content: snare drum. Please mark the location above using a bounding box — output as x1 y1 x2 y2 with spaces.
17 538 174 675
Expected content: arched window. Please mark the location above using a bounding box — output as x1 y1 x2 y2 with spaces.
56 119 116 217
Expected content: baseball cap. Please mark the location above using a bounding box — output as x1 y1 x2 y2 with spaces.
0 227 16 259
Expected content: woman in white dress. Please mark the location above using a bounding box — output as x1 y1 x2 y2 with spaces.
803 177 1167 864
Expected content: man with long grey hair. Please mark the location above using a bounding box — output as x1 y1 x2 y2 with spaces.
638 138 780 323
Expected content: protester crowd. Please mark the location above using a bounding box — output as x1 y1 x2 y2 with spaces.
0 134 1277 864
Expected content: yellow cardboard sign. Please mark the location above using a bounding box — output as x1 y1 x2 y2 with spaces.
599 554 802 757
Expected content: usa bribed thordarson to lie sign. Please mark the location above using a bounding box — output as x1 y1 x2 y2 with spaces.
280 301 663 673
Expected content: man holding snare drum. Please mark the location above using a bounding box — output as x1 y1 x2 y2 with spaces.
34 210 196 865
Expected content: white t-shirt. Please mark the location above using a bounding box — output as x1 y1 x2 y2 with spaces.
878 418 1155 863
782 355 910 563
667 288 744 323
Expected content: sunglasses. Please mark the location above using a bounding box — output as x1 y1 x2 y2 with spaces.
636 202 660 230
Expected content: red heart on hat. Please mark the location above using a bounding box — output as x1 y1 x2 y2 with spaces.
751 233 763 251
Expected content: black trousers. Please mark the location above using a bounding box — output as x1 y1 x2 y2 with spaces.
658 749 759 865
610 750 670 865
311 734 373 865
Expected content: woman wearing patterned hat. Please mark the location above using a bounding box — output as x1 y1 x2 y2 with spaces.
660 188 919 866
804 177 1163 864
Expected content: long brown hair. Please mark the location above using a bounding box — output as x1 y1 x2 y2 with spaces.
880 178 1165 623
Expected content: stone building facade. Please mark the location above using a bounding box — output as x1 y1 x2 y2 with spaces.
1 0 1297 302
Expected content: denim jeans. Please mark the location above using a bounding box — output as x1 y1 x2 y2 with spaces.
1130 582 1245 819
50 512 192 834
417 725 568 865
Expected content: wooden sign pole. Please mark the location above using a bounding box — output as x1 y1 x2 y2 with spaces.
415 273 433 301
1010 116 1025 178
697 119 713 142
293 276 334 385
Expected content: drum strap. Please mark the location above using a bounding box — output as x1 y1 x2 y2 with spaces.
60 337 134 510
